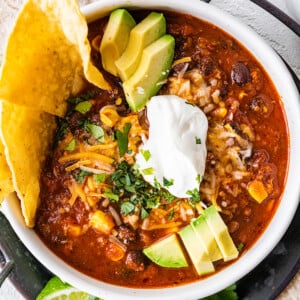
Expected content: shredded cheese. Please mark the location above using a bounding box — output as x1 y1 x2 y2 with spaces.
65 159 91 172
59 152 114 164
172 56 192 67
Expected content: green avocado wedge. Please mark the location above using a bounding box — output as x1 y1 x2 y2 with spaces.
143 233 188 268
123 34 175 111
100 9 136 76
115 12 166 81
179 225 215 276
191 214 223 262
203 205 239 262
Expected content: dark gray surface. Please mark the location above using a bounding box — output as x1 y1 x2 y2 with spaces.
0 213 51 300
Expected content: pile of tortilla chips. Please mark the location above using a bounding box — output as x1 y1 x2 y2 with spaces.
0 0 110 227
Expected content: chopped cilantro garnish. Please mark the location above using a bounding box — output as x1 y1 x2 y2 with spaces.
195 136 202 144
120 201 135 215
168 208 175 220
186 188 200 204
161 190 176 202
163 177 174 187
67 90 97 105
93 173 106 183
153 177 161 190
64 139 76 151
55 118 69 145
140 149 151 161
103 188 119 202
116 123 131 157
73 170 92 183
85 123 105 142
145 195 160 209
141 207 149 219
185 101 196 106
196 174 202 184
237 243 244 252
109 161 175 217
142 167 154 175
75 101 92 114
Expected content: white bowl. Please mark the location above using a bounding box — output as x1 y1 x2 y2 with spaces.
2 0 300 299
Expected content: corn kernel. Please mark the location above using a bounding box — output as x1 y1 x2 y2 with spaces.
115 97 122 106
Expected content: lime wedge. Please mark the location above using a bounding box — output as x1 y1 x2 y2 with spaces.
36 276 102 300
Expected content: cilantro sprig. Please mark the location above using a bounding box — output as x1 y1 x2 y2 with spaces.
108 161 175 219
186 188 201 204
116 123 131 157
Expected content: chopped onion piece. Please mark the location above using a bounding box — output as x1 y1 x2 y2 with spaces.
108 205 122 226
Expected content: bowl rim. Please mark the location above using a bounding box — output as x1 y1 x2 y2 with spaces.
2 0 300 299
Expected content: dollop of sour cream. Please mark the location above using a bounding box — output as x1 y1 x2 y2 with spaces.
135 95 208 198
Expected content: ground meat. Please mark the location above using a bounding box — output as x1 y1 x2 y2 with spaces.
125 250 147 272
249 94 274 118
115 224 138 245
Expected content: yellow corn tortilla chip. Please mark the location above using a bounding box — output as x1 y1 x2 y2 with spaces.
0 139 14 202
0 101 56 227
0 0 110 117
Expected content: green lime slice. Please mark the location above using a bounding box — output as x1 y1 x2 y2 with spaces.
36 276 102 300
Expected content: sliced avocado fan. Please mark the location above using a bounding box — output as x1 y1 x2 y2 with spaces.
100 9 136 76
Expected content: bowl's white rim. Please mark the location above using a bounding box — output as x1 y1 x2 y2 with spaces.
2 0 300 299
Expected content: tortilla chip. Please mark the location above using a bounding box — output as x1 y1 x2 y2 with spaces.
0 139 14 202
0 101 56 227
0 0 110 117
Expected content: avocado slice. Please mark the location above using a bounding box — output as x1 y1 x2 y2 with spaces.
123 34 175 111
100 9 136 76
191 214 223 262
203 205 239 262
143 233 188 268
179 225 215 276
115 12 166 81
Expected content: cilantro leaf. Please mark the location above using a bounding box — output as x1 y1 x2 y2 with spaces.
140 149 151 161
103 188 119 202
93 173 106 183
196 174 202 184
168 208 175 220
85 123 105 142
75 101 92 114
67 90 97 105
64 139 76 151
74 170 92 183
116 123 131 157
237 243 244 252
142 167 154 175
186 188 200 203
141 207 149 219
163 177 174 187
195 136 202 144
120 202 135 215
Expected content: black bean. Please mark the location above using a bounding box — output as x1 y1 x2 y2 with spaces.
200 56 214 76
231 62 251 86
